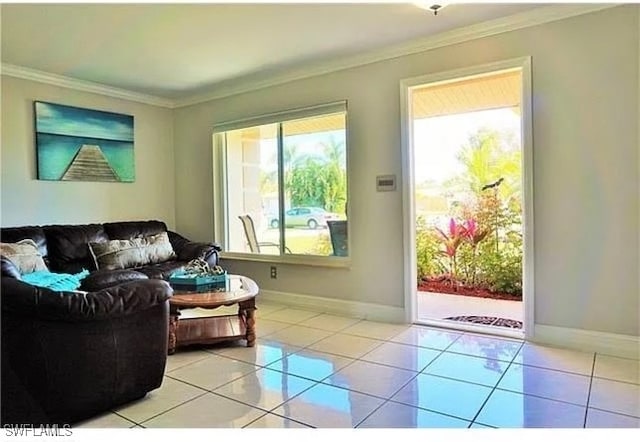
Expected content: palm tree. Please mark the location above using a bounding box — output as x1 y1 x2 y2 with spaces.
320 135 346 166
319 135 347 214
283 143 301 170
452 127 521 202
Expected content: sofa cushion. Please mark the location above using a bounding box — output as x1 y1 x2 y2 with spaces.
89 232 176 271
44 224 108 273
103 220 168 240
135 261 186 280
80 269 148 292
1 226 48 260
0 239 48 274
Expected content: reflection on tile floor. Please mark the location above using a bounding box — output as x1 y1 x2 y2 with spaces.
74 301 640 429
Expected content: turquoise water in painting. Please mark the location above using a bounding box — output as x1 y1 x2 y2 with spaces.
37 133 135 182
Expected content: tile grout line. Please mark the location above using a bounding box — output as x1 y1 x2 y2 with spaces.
467 339 525 427
210 363 326 415
354 331 455 428
158 368 309 427
180 334 332 428
104 411 138 428
582 352 597 428
259 308 326 325
210 340 305 366
320 324 461 427
243 409 315 428
164 355 215 374
259 317 349 349
144 343 285 426
133 389 211 426
285 311 366 333
165 366 255 396
348 330 416 428
260 351 363 428
587 406 640 420
350 324 486 427
505 360 596 378
352 378 415 428
273 324 412 427
325 332 419 428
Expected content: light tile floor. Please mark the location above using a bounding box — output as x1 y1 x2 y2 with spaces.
76 301 640 429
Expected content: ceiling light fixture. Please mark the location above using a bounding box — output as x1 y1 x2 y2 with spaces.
414 2 448 16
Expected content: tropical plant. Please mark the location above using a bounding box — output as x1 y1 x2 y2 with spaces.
320 136 347 213
286 136 347 213
416 216 443 282
283 143 304 171
451 127 522 201
462 218 490 285
475 242 522 295
321 135 346 166
416 127 523 297
434 218 468 285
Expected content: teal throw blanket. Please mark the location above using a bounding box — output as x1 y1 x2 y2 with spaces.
21 269 90 292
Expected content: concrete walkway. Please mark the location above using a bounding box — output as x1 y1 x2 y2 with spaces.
417 290 523 322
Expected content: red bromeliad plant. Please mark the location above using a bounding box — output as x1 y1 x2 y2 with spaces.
434 218 468 286
464 219 491 247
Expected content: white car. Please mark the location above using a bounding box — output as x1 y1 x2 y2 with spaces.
269 207 339 229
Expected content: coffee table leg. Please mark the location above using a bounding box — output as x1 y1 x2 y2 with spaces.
245 307 256 347
168 313 178 355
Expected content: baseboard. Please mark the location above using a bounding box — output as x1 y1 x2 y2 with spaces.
259 290 406 324
533 325 639 359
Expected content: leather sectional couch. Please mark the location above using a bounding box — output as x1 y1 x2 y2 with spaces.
0 220 221 425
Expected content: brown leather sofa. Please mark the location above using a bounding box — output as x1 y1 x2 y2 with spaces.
0 220 221 425
1 220 221 289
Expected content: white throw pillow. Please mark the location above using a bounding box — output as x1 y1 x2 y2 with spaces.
0 239 48 274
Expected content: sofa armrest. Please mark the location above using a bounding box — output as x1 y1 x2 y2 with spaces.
1 277 172 322
167 231 222 267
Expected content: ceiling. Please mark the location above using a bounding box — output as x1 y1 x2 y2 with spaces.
1 3 593 104
412 68 522 119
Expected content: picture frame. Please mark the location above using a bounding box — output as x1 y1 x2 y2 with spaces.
34 101 135 182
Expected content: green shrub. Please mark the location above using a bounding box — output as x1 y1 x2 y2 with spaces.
415 216 444 282
475 245 522 296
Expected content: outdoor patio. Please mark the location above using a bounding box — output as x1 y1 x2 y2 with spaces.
417 290 523 324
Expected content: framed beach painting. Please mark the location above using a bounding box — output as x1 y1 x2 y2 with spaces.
34 101 135 182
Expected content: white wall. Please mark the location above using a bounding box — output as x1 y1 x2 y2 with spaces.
174 6 639 337
1 76 176 228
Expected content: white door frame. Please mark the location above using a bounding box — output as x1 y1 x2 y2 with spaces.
400 56 535 339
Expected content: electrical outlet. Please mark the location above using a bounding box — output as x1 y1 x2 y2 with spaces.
270 266 277 279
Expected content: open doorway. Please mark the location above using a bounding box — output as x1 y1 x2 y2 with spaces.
401 58 534 338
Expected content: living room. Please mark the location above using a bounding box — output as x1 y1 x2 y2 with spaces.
1 2 638 435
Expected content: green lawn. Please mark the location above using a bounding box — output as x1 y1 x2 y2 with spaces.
262 228 332 255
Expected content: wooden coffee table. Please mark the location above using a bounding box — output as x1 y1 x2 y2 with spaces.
167 274 259 354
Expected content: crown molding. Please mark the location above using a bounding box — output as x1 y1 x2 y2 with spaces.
1 3 619 109
174 3 618 108
0 63 174 108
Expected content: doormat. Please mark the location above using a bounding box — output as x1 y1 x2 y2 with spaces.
444 316 523 329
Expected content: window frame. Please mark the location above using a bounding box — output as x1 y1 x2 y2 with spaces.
212 101 350 268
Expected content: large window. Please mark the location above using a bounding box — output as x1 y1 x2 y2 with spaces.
213 102 348 260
